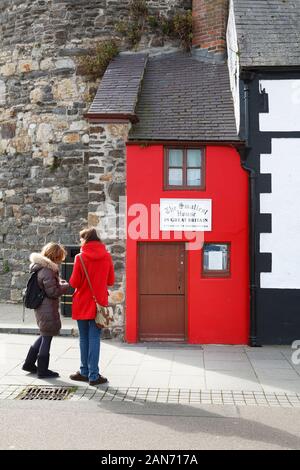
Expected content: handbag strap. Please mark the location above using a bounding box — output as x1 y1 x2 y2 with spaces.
79 254 98 303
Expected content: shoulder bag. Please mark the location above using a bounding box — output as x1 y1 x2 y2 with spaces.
79 254 114 329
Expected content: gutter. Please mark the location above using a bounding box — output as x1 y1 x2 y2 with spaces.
127 140 244 147
240 78 260 347
84 113 138 123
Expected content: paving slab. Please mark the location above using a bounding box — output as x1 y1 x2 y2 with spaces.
203 352 249 362
0 328 299 406
250 360 294 369
0 303 77 336
205 361 254 371
262 381 300 394
246 351 285 360
255 370 300 380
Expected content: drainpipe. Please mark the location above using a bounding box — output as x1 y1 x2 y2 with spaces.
240 80 260 347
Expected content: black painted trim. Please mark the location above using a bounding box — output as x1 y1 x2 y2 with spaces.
258 214 272 234
241 70 300 344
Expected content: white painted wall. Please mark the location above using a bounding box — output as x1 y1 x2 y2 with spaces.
259 80 300 132
260 138 300 288
226 0 240 134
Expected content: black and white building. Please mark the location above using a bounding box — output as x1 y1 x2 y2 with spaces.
227 0 300 344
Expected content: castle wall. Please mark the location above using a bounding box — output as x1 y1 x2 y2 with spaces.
0 0 189 313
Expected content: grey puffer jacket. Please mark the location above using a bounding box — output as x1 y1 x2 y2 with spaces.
30 253 69 336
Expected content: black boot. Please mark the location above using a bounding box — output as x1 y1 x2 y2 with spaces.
37 354 59 379
22 346 38 373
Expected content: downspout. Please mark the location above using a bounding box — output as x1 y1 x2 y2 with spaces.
240 80 260 347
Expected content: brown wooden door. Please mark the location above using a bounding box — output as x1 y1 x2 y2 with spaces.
138 243 186 342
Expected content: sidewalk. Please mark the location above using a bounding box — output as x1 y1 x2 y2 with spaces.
0 303 77 336
1 330 300 402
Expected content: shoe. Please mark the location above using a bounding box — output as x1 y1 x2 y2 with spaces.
38 370 59 379
89 375 108 386
22 363 37 373
37 354 59 379
22 346 38 373
69 371 89 382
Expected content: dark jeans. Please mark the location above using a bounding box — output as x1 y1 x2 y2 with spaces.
77 320 101 382
32 335 53 356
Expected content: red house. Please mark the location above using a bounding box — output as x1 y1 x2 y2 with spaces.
86 2 249 345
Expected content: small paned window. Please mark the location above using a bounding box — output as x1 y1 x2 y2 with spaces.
202 243 230 277
165 148 205 190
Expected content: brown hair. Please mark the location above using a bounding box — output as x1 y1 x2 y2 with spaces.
41 242 67 264
80 227 101 244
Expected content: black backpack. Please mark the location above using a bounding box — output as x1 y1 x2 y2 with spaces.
23 270 45 309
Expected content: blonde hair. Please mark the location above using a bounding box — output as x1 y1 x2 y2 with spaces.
41 242 67 264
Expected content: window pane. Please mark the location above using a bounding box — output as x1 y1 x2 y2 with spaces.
168 168 183 186
187 149 202 167
187 168 201 186
203 244 229 271
169 149 183 167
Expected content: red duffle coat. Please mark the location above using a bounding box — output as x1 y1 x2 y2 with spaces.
69 241 115 320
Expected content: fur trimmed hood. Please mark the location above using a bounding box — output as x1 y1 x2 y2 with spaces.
30 253 59 273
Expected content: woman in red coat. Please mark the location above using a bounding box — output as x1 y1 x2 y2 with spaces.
69 227 115 386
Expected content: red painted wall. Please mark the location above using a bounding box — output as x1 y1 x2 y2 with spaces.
126 144 249 344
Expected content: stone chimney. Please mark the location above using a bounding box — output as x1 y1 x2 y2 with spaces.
192 0 229 57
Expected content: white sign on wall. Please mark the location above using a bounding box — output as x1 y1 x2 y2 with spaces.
160 199 212 231
208 251 223 270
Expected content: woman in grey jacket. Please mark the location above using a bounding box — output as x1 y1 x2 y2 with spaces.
22 243 69 378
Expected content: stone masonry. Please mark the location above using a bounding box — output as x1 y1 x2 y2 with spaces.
88 122 130 334
0 0 190 336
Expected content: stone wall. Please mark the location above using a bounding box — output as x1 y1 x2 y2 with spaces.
88 122 130 336
0 0 190 308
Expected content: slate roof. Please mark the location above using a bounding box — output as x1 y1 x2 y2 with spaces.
233 0 300 67
129 52 239 141
86 53 148 121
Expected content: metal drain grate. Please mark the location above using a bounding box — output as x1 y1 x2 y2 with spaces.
16 386 76 401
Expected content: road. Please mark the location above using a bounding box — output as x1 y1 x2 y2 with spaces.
1 399 300 450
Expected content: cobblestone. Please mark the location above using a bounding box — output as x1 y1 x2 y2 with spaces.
1 384 300 408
